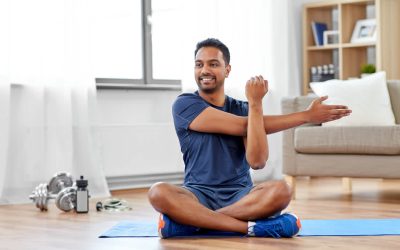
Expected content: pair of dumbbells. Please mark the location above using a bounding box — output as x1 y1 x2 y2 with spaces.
29 172 77 212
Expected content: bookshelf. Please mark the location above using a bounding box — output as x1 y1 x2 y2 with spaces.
302 0 400 94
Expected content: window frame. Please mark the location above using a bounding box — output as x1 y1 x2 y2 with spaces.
96 0 181 90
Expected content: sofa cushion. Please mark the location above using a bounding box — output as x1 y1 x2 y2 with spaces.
294 126 400 155
310 72 396 126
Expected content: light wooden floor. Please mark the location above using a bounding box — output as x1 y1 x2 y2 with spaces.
1 177 399 250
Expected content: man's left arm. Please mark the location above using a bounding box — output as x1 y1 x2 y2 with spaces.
263 96 352 134
244 76 269 170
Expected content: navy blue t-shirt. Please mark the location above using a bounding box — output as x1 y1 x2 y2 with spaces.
172 91 253 188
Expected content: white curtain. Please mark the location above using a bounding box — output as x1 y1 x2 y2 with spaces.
0 0 110 204
179 0 299 181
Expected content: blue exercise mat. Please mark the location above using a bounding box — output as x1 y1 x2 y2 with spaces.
100 221 158 237
99 221 243 238
99 219 400 238
299 219 400 236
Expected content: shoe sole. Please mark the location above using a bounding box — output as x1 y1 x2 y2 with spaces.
158 214 166 238
285 212 302 237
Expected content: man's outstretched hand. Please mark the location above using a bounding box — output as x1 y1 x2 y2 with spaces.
305 96 352 124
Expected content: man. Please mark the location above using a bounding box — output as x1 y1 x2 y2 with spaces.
148 38 351 238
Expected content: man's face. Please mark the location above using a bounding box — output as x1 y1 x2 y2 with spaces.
194 47 231 93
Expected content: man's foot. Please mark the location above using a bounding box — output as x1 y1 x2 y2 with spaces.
248 213 301 238
158 213 200 238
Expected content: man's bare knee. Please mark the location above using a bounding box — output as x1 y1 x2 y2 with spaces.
148 182 172 210
257 180 291 210
271 180 292 209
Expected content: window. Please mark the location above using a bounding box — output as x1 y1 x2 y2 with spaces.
93 0 181 89
151 0 184 81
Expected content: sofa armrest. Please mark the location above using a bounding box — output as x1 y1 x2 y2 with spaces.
281 95 316 114
388 80 400 124
281 95 318 176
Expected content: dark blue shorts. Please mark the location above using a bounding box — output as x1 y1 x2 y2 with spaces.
183 184 253 211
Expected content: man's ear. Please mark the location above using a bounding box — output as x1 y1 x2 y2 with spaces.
225 65 231 78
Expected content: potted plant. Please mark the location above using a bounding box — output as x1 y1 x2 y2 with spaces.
360 64 376 78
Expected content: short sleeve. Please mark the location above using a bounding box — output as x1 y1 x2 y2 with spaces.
172 93 209 130
237 100 248 116
225 96 249 117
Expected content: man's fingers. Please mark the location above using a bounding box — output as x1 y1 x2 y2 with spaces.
326 104 349 109
248 76 263 84
256 77 261 86
254 75 264 85
319 95 328 102
249 76 268 90
331 112 351 120
246 76 268 94
329 109 352 115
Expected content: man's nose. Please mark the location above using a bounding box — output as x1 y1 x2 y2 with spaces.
200 65 211 75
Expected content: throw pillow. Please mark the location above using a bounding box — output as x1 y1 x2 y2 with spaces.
310 71 395 126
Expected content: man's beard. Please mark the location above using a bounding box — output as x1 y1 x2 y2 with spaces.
199 85 217 94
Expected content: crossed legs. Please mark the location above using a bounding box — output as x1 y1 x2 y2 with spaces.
147 180 292 234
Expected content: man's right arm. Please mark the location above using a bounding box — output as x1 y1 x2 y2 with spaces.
189 107 248 136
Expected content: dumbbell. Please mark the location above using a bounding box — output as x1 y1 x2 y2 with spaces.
29 172 76 212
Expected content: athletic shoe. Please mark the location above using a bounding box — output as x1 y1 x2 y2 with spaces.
158 213 200 238
250 213 301 238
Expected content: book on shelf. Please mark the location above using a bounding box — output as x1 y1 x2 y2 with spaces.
311 21 327 46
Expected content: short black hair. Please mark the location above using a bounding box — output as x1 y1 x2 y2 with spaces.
194 38 230 65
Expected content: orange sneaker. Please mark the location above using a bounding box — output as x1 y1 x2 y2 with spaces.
158 213 200 238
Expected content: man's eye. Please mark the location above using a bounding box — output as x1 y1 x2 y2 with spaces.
195 63 202 68
211 63 218 67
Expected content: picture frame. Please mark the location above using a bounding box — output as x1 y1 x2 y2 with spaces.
323 30 339 45
350 19 377 43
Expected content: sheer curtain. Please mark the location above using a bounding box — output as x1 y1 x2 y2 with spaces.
0 0 109 204
179 0 299 180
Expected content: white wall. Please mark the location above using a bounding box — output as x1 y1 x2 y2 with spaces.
95 88 184 188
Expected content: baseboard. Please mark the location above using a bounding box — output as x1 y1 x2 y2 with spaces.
106 172 184 190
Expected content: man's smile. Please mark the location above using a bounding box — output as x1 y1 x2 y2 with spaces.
199 76 216 84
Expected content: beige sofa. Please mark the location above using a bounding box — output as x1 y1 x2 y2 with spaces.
281 80 400 198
